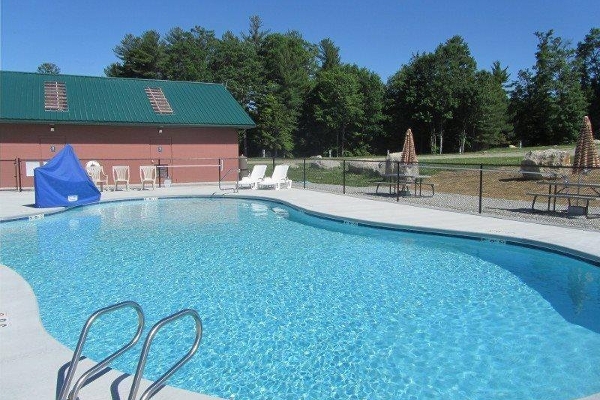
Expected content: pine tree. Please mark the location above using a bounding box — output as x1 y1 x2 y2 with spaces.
511 30 587 145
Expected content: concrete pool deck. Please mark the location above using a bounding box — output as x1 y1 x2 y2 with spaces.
1 185 599 400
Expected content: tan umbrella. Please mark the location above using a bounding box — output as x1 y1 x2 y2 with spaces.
400 128 418 164
572 115 599 174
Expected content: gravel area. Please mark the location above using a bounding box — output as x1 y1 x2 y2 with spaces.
296 182 600 232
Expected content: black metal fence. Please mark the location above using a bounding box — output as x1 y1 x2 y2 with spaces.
2 155 599 229
257 157 600 229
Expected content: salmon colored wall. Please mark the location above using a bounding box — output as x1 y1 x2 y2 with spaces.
0 123 240 188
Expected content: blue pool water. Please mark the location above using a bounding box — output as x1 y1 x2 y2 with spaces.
1 198 599 399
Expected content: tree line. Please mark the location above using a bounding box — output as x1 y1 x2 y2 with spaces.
101 16 599 157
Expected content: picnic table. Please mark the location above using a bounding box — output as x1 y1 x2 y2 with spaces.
527 181 600 216
375 174 435 197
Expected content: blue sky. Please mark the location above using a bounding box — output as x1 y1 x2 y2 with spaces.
1 0 598 83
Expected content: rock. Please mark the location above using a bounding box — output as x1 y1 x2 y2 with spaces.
384 152 402 174
347 160 385 175
520 149 571 180
384 152 419 176
308 159 341 170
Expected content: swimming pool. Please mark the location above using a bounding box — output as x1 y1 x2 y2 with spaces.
0 197 599 399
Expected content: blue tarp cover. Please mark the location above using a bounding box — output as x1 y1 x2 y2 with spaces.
34 144 100 208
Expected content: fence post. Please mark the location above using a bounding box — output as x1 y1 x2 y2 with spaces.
343 159 346 194
218 158 222 184
396 161 400 202
16 158 22 192
478 164 483 214
157 159 162 188
303 158 306 189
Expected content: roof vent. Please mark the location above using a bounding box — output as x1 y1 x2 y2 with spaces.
44 81 68 111
145 87 173 115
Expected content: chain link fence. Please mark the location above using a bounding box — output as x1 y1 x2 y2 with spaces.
3 154 598 230
256 157 600 231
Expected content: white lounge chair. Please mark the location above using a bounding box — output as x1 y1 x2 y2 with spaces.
85 161 109 191
258 164 292 190
238 164 267 189
112 165 130 191
139 165 157 190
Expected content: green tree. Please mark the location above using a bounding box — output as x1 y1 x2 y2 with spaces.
300 63 383 156
250 31 317 155
260 31 317 115
105 30 165 79
470 69 512 150
348 65 385 155
162 26 216 81
431 36 478 154
384 53 436 154
491 61 510 88
211 31 263 109
511 30 588 145
242 15 269 49
37 63 60 74
318 38 341 71
212 31 264 155
385 36 480 154
310 66 364 156
251 86 295 156
577 27 600 131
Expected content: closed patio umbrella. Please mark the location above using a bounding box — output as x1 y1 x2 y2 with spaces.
400 128 418 165
572 116 599 174
397 128 419 196
569 116 599 214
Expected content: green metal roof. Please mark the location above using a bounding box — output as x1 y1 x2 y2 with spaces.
0 71 255 128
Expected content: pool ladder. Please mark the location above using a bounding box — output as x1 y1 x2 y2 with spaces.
57 301 202 400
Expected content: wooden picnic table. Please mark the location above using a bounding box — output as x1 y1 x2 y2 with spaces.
527 181 600 216
375 174 435 197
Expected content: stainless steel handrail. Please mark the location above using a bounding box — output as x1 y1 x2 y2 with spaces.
58 301 145 400
128 309 203 400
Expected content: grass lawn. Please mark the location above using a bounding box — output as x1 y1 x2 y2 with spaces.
244 143 591 200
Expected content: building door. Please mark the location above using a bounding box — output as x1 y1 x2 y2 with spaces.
40 135 66 160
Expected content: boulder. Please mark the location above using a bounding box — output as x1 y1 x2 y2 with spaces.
308 159 341 170
384 152 402 174
385 152 419 176
347 160 385 175
520 149 571 180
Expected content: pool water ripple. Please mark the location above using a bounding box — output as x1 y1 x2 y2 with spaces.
1 198 599 399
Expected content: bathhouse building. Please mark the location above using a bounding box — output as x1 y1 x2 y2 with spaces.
0 71 255 189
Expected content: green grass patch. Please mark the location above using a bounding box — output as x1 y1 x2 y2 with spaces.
244 143 578 185
285 166 380 187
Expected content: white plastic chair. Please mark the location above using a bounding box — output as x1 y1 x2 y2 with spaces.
139 165 157 190
258 164 292 190
112 165 130 191
238 164 267 189
85 161 109 191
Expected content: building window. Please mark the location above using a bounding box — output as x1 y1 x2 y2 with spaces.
145 87 174 115
44 81 68 111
